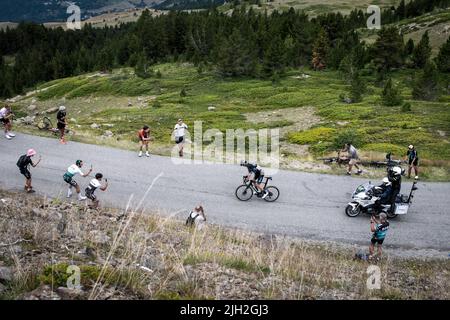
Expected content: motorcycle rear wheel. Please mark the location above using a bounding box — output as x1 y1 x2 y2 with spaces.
345 204 361 217
386 211 398 219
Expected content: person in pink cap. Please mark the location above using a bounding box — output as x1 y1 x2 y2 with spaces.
16 149 41 193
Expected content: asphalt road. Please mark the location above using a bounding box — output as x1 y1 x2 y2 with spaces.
1 134 449 256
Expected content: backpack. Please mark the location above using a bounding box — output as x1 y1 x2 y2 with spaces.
185 211 199 227
16 155 28 168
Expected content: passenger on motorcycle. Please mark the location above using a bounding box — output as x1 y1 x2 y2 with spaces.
374 177 392 205
241 161 269 199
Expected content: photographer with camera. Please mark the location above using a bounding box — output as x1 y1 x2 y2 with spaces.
85 173 109 209
369 213 389 260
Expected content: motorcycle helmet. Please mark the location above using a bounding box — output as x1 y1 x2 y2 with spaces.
392 166 402 176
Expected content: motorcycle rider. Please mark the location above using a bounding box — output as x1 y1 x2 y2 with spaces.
374 177 392 205
241 160 269 199
387 166 402 213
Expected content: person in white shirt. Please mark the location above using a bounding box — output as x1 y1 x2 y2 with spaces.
173 119 188 157
85 173 108 209
0 105 15 140
63 160 92 200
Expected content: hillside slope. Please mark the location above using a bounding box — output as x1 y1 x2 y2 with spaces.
0 190 448 300
8 63 450 180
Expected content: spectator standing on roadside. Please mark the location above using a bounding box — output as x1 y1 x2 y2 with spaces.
341 142 362 176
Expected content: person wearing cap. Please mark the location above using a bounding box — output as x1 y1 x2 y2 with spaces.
16 149 41 193
0 104 16 140
138 125 151 157
63 160 92 200
405 144 419 179
173 119 188 157
369 213 389 260
56 106 67 144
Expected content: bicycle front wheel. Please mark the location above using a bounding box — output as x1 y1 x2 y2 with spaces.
235 185 253 201
37 117 52 130
263 186 280 202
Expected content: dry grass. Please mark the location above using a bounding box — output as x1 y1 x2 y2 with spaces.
0 190 448 300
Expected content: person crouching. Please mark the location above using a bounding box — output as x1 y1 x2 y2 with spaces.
85 173 108 209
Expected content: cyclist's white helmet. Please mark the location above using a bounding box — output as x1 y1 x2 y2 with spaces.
59 106 66 111
408 144 414 149
392 166 402 175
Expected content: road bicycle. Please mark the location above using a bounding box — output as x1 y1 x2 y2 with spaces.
235 176 280 202
36 116 73 136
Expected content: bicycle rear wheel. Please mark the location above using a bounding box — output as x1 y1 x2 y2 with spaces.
235 185 253 201
263 186 280 202
37 117 52 130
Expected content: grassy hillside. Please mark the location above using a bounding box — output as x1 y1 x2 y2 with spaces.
360 9 450 56
220 0 398 16
8 62 450 180
0 190 448 300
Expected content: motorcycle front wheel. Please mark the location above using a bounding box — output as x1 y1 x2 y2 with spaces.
345 204 361 217
235 185 253 201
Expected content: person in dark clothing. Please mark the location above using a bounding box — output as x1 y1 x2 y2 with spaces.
405 144 419 179
388 166 402 213
16 149 41 193
56 106 67 144
374 177 392 205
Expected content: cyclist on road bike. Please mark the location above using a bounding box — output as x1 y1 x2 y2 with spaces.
241 160 269 199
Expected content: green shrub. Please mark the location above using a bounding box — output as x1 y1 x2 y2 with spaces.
153 101 162 108
362 143 405 157
333 129 365 149
288 127 336 145
401 102 412 112
381 78 403 106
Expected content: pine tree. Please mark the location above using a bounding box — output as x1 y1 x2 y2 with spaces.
405 38 414 56
217 29 257 77
262 35 285 78
381 78 403 106
135 51 152 78
412 31 431 68
372 27 405 73
312 28 329 71
349 71 366 103
436 36 450 73
412 62 440 101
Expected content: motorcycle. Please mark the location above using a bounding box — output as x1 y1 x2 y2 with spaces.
345 177 419 218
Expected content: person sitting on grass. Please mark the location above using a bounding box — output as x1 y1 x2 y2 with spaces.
85 173 108 209
369 213 389 260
